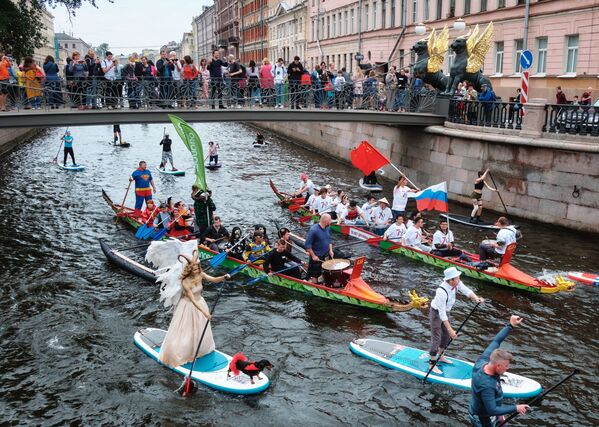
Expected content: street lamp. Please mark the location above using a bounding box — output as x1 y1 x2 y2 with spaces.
415 23 427 35
453 18 466 31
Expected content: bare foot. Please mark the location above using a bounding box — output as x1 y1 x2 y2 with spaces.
439 356 453 364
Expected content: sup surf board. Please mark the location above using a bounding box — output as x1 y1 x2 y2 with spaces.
567 272 599 286
134 328 270 395
349 338 542 398
58 163 86 171
113 142 130 148
206 163 222 170
156 167 185 176
358 178 383 192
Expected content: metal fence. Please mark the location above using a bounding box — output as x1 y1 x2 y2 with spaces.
543 103 599 137
1 77 438 114
447 98 523 130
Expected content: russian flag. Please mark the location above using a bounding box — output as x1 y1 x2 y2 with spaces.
410 182 449 213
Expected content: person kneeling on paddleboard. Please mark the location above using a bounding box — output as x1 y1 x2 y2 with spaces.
469 315 530 427
429 267 484 374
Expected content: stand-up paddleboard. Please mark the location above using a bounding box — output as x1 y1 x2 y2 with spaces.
349 338 542 398
58 163 86 171
440 213 520 231
206 163 222 170
253 143 266 148
156 167 185 177
567 272 599 286
359 178 383 192
112 142 131 148
134 328 270 395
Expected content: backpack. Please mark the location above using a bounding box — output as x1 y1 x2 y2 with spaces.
240 64 247 78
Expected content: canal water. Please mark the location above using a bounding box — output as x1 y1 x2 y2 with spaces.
0 123 597 426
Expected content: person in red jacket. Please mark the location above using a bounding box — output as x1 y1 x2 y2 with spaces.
181 55 199 107
556 86 567 104
300 70 312 108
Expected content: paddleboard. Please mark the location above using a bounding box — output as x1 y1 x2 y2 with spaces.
113 142 130 148
206 163 222 170
253 143 266 148
156 167 185 176
134 328 270 395
349 338 542 398
440 213 520 231
58 163 85 171
359 178 383 192
567 272 599 286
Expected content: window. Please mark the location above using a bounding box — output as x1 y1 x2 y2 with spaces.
448 0 455 17
391 0 396 26
401 0 406 27
350 9 355 33
514 39 523 73
494 41 504 74
399 49 405 68
382 0 386 28
536 37 547 73
480 0 487 12
312 20 315 41
338 13 342 35
435 0 441 20
332 14 336 37
412 0 417 23
327 16 330 38
365 4 369 31
464 0 470 14
373 2 377 29
344 11 348 35
566 34 578 73
410 50 416 66
72 43 75 48
498 0 505 8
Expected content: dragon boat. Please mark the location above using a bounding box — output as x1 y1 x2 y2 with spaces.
269 180 573 294
102 190 427 313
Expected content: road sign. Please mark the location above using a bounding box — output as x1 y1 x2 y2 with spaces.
355 53 364 61
520 50 533 70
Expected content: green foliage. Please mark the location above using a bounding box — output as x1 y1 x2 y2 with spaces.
94 42 109 57
0 0 46 62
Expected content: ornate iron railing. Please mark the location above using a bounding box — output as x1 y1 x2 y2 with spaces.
543 103 599 137
447 98 523 130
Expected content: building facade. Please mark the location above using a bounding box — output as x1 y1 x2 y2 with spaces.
178 32 194 59
267 0 307 64
240 0 269 63
215 0 241 58
55 32 91 61
306 0 598 100
192 5 216 64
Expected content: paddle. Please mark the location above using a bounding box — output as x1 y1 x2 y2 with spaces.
209 233 251 268
497 369 579 427
288 204 303 213
116 181 133 223
143 212 184 240
243 263 301 286
422 302 481 384
488 172 509 216
332 236 384 250
135 206 159 238
298 214 316 223
51 127 69 163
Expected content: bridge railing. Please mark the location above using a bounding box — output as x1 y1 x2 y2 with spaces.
0 77 439 114
447 98 523 130
543 103 599 137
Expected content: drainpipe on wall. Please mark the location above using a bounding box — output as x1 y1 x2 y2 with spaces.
315 1 323 57
357 0 363 57
523 0 530 51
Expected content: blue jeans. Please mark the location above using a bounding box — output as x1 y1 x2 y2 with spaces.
251 86 261 105
275 83 284 106
468 413 498 427
86 78 98 107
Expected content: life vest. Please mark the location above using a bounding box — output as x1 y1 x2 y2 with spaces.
346 208 359 221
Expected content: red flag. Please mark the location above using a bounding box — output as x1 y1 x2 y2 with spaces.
350 141 390 175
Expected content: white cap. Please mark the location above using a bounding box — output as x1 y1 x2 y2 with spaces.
443 267 461 281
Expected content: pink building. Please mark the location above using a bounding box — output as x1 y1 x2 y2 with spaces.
306 0 599 101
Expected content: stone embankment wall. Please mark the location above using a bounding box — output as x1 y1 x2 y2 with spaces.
256 121 599 233
0 128 41 157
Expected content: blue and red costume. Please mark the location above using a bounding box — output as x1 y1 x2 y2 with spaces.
131 168 154 215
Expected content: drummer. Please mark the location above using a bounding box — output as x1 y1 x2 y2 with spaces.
305 213 335 284
201 216 230 251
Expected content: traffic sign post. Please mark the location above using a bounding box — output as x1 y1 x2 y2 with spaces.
519 50 533 116
355 53 364 62
520 49 533 71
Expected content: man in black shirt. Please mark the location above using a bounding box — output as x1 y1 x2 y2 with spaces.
201 216 230 251
287 56 304 109
155 50 174 108
159 133 177 171
228 55 243 108
395 68 409 112
207 49 227 109
263 239 304 279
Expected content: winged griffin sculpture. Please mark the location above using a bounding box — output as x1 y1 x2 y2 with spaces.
443 23 494 95
411 26 450 92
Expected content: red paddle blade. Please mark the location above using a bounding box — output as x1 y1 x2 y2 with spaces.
181 376 196 396
288 204 302 213
366 237 383 244
298 214 314 223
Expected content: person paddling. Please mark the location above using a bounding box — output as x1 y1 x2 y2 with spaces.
469 315 530 426
305 213 335 284
201 216 229 251
207 141 219 165
263 238 305 279
113 124 123 145
295 172 316 204
130 160 157 217
62 130 76 166
432 220 466 259
470 169 498 223
428 267 484 375
159 133 177 171
478 217 518 262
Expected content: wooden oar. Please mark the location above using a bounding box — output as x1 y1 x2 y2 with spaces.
243 263 302 286
497 369 579 427
488 172 509 216
116 181 133 223
333 236 384 250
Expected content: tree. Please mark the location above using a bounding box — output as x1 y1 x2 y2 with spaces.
94 42 109 57
0 0 111 62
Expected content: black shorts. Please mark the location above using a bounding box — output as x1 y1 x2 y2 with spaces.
113 125 121 132
307 257 324 279
0 80 9 95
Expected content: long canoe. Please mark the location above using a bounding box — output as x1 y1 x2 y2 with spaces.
102 190 427 313
269 180 573 294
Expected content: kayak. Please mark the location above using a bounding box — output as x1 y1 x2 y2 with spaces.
567 272 599 286
101 191 426 313
359 178 383 192
156 167 185 176
58 163 85 171
268 180 304 207
206 163 222 170
440 213 520 231
349 338 542 398
134 328 270 395
270 180 573 294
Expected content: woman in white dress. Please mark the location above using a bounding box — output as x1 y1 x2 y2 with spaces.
158 251 229 368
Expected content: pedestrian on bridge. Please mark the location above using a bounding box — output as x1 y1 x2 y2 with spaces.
130 161 156 217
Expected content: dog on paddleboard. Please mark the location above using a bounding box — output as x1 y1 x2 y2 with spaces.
227 352 273 384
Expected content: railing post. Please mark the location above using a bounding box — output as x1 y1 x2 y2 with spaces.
518 98 547 139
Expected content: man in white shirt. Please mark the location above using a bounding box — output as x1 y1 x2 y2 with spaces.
341 200 369 226
402 217 432 252
431 220 464 258
392 176 417 219
384 215 406 241
101 52 118 109
428 267 484 374
295 173 315 204
371 197 393 235
478 217 518 262
169 51 182 107
361 195 377 222
312 188 334 215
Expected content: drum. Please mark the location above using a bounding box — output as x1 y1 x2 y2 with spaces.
321 258 351 288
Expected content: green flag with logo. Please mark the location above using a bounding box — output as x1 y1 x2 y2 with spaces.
168 114 207 191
